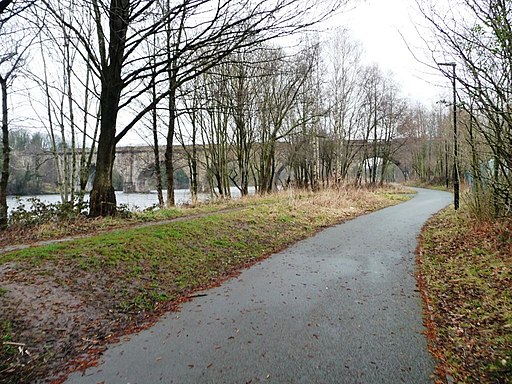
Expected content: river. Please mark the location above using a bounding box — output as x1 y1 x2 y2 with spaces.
6 187 253 215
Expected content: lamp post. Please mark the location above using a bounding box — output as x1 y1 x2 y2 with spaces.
438 62 459 210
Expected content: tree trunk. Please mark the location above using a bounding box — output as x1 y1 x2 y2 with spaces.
89 68 123 217
89 0 129 217
151 76 164 208
190 116 199 204
191 143 198 203
0 77 10 229
63 25 77 202
78 59 98 210
259 141 276 194
165 84 176 207
89 118 117 216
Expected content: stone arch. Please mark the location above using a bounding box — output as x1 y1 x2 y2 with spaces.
355 156 408 183
388 157 409 182
85 164 124 191
274 163 291 190
135 162 192 193
136 164 158 193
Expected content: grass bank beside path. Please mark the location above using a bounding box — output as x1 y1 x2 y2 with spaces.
0 185 411 383
0 196 263 250
417 207 512 383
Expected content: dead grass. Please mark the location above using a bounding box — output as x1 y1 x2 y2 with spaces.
418 207 512 383
1 185 412 251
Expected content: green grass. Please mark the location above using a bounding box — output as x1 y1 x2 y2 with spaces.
378 192 414 201
0 186 412 383
1 320 15 375
1 204 326 311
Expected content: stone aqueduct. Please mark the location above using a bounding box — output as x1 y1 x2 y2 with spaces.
113 144 292 193
113 145 195 193
12 140 414 194
111 140 413 193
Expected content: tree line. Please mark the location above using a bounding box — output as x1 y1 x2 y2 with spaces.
3 0 509 229
1 0 351 226
419 0 512 217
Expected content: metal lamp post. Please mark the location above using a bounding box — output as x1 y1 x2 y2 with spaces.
438 62 459 210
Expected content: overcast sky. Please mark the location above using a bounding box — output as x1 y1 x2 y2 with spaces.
329 0 448 105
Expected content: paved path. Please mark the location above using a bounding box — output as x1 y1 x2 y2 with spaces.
66 188 451 384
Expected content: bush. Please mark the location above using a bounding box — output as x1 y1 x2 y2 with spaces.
8 197 88 227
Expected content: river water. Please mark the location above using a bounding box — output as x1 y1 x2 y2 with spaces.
6 187 252 215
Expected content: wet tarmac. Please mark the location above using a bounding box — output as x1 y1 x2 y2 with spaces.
66 188 451 384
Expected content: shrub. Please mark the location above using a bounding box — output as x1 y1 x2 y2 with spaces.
8 197 88 227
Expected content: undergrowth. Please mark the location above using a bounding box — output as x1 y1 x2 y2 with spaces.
418 207 512 383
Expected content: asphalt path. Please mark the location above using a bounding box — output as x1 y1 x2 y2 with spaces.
66 188 452 384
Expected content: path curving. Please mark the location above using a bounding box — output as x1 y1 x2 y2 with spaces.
66 188 451 384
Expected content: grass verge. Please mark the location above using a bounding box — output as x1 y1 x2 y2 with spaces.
0 196 269 249
0 185 411 383
417 208 512 383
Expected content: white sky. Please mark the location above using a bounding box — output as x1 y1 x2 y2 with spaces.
8 0 452 146
327 0 448 105
122 1 449 145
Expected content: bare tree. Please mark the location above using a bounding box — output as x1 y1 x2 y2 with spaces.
324 28 365 182
226 50 259 196
407 103 450 184
25 3 100 207
0 7 35 229
286 40 324 190
419 0 512 215
254 47 315 193
176 77 202 204
39 0 344 216
353 65 383 184
0 0 33 22
377 77 408 184
0 55 14 229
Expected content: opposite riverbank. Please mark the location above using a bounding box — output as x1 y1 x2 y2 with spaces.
0 185 411 383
